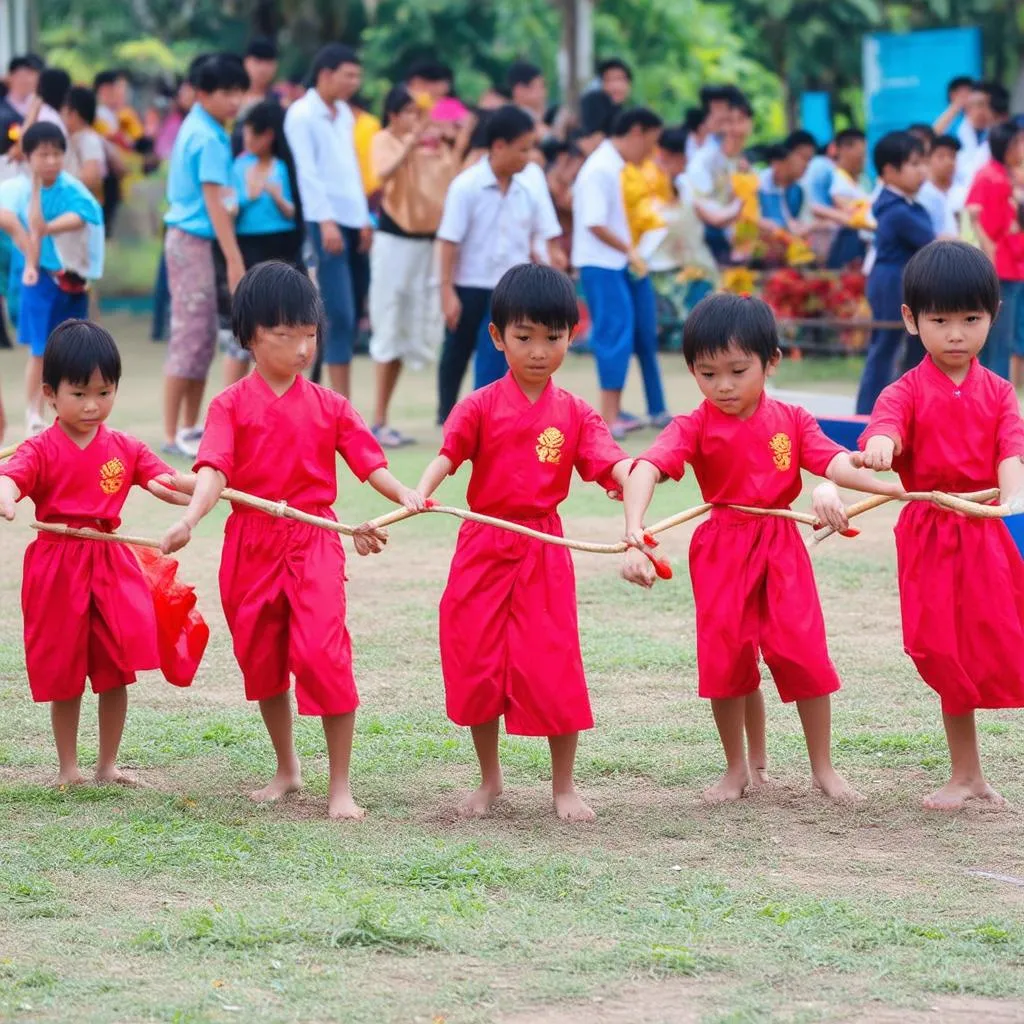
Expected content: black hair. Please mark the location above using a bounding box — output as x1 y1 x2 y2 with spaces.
42 319 121 392
8 55 41 75
491 264 579 334
381 84 415 127
947 75 974 99
720 84 749 110
579 89 615 135
989 120 1022 164
93 69 126 91
405 58 451 84
38 68 72 112
658 126 688 155
932 133 962 154
245 37 279 61
984 81 1011 117
683 105 706 132
872 131 923 176
597 58 633 82
699 84 730 108
507 60 542 92
908 122 936 149
682 292 780 368
484 105 535 147
784 129 816 152
610 106 663 137
765 142 789 163
903 240 1000 320
243 100 304 235
64 85 97 126
232 262 324 350
309 44 360 88
22 121 66 156
192 53 249 93
834 127 866 148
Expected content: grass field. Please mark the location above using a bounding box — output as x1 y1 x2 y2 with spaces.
2 319 1024 1024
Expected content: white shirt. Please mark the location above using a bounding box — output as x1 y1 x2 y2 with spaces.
917 179 957 236
955 120 986 186
571 139 630 270
284 90 370 228
437 157 558 289
518 161 562 243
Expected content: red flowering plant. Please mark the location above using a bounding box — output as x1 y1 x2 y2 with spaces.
761 269 866 320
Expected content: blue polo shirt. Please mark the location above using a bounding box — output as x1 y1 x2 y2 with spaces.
233 154 296 236
164 105 233 239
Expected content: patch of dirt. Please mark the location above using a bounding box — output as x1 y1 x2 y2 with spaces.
848 996 1024 1023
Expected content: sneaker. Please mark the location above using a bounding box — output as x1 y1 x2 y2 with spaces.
161 441 195 459
649 412 673 430
372 424 406 449
25 412 46 437
173 429 200 458
179 425 204 445
392 428 417 447
610 420 629 441
617 411 646 432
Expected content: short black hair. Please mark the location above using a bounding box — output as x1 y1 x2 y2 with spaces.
245 37 278 61
507 60 542 92
231 261 324 350
947 75 974 99
765 142 789 164
699 84 730 108
405 58 451 84
490 264 579 334
540 137 581 165
932 133 962 154
989 121 1023 164
908 122 936 148
42 319 121 392
903 240 1000 320
683 106 706 132
784 129 817 152
682 292 780 368
9 54 41 74
484 105 535 147
310 43 360 88
834 128 866 148
22 121 66 156
64 85 97 126
192 53 249 93
93 69 126 91
579 89 615 135
597 58 633 81
873 131 923 176
381 84 414 127
609 107 663 137
658 126 688 155
984 81 1011 117
38 68 71 111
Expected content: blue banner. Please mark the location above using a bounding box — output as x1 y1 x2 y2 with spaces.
799 91 832 146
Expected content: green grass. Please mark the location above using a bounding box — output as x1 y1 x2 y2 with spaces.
2 320 1024 1023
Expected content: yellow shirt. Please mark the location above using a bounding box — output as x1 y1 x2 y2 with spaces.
622 160 671 244
354 111 382 196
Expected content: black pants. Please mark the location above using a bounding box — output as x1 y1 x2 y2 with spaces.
436 285 492 424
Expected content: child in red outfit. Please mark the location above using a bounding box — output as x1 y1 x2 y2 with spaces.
623 294 902 804
160 262 424 820
856 241 1024 811
0 320 189 785
414 265 631 822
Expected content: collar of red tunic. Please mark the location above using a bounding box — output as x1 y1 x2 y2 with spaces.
250 370 305 403
53 419 108 454
498 370 554 409
920 354 979 394
702 390 768 425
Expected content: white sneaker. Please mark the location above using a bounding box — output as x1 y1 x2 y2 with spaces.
25 412 45 437
174 428 200 458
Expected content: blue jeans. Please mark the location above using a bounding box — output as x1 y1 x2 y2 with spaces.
307 221 357 366
982 278 1024 381
579 265 666 417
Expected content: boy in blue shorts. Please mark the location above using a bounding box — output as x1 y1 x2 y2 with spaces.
0 121 104 435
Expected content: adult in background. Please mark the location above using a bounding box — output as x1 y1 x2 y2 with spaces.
62 86 107 198
508 60 547 128
232 38 279 155
5 55 41 119
405 60 454 105
162 54 247 457
368 85 465 446
285 44 371 398
967 121 1024 385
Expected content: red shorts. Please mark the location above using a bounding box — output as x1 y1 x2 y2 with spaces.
219 511 358 717
689 510 840 702
22 532 159 702
439 515 594 736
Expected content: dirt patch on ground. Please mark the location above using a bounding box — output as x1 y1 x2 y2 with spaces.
849 996 1024 1023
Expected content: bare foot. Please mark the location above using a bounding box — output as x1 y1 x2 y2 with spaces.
327 792 366 821
923 778 1009 812
458 782 503 818
553 789 596 822
94 767 146 787
55 769 86 787
702 767 749 804
748 761 770 789
812 767 865 805
250 769 302 803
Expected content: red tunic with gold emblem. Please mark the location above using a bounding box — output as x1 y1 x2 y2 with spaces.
640 394 844 702
861 357 1024 716
195 373 387 717
1 424 172 702
439 372 626 735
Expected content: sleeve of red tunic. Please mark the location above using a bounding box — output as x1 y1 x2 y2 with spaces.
439 393 481 472
192 394 236 483
0 437 42 498
859 376 912 451
637 410 702 481
334 395 388 482
130 439 173 487
970 169 1016 246
996 380 1024 461
573 402 628 491
794 406 845 476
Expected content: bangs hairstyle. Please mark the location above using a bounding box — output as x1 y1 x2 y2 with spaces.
22 121 66 155
42 319 121 392
490 264 579 334
231 261 324 350
903 240 1000 321
682 293 780 368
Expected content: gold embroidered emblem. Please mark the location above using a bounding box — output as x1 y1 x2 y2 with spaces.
536 427 565 465
769 433 792 471
99 458 126 495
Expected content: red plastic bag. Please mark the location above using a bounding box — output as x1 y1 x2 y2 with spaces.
129 545 209 687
